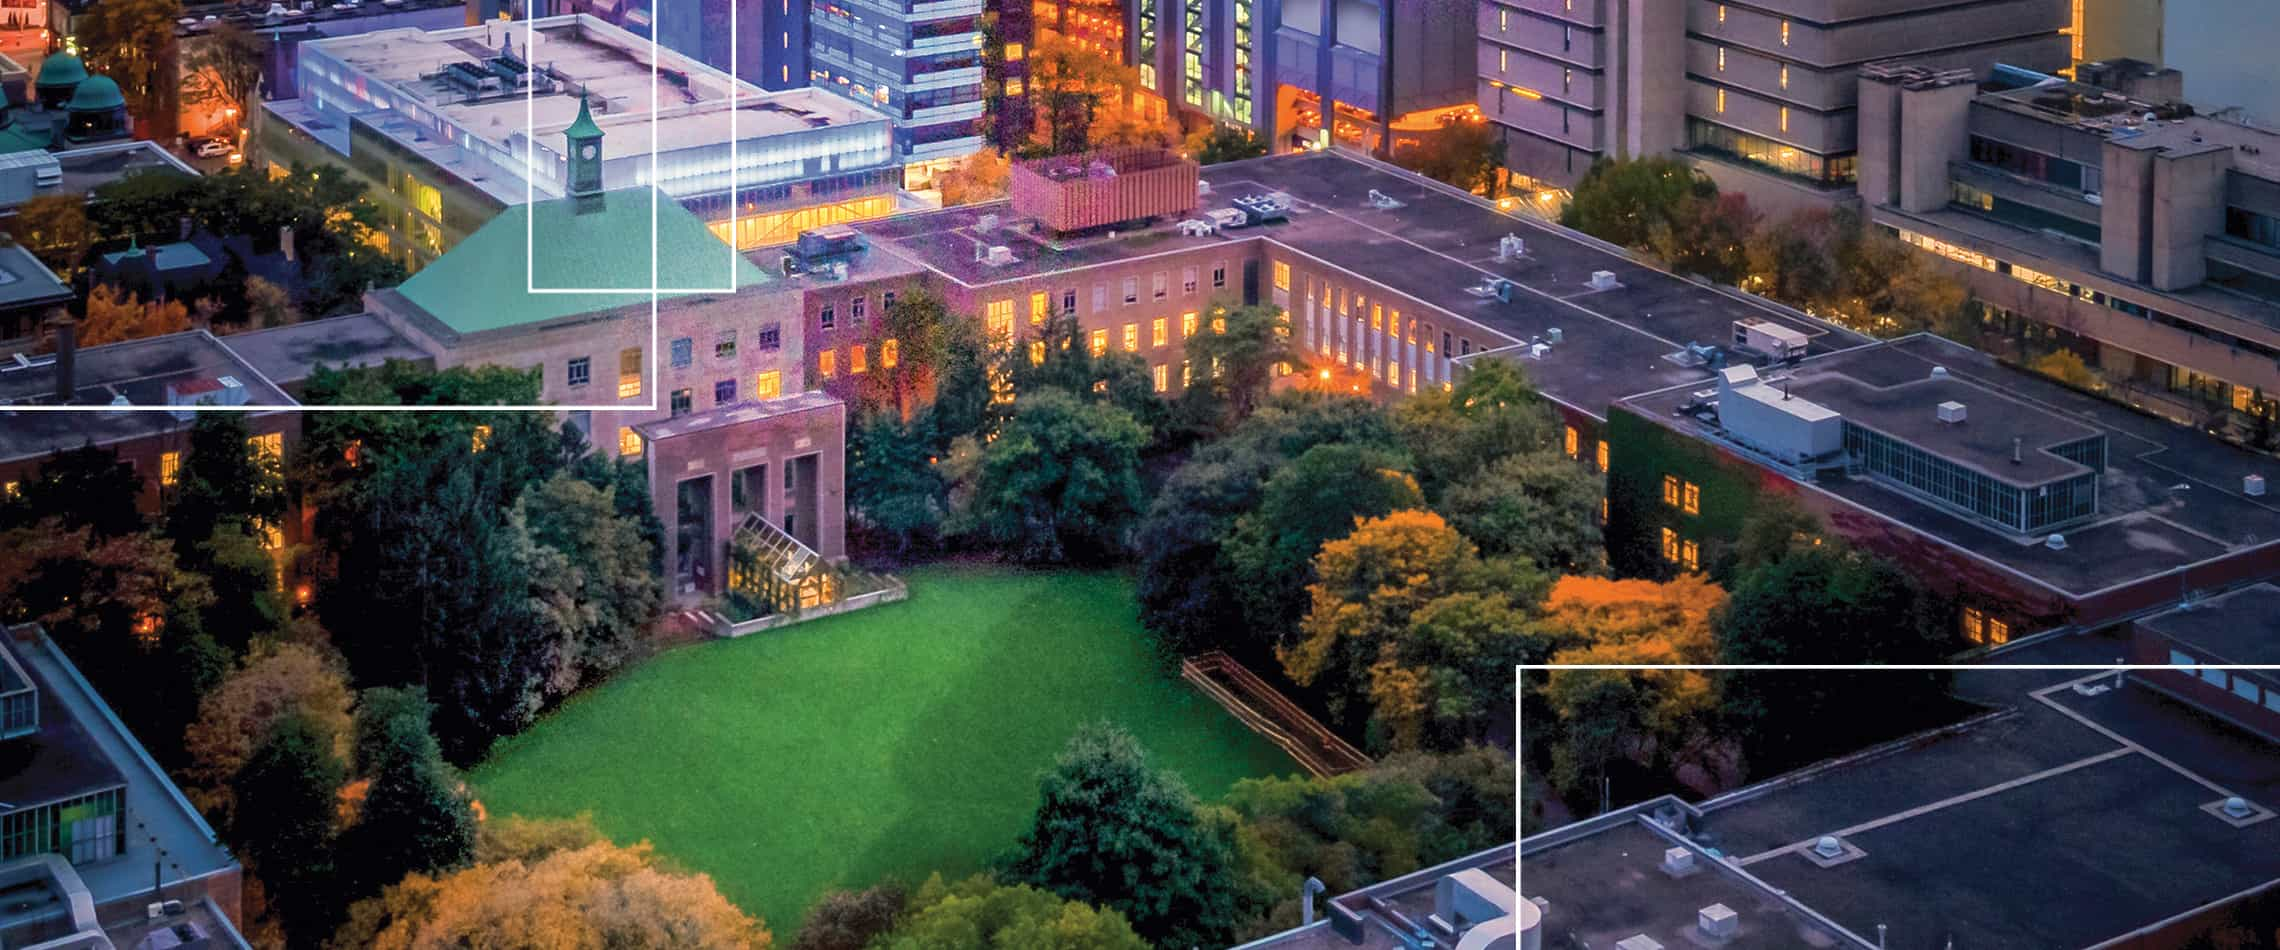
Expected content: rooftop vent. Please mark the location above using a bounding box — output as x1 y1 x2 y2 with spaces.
1699 903 1738 939
1812 836 1845 859
2247 474 2266 496
2046 533 2069 551
2225 797 2255 819
1496 234 1526 261
1931 365 1950 378
1660 847 1697 875
1938 400 1967 424
1547 327 1563 343
1587 270 1619 291
976 213 999 232
1366 189 1402 209
1615 935 1664 950
983 246 1016 266
1529 343 1551 359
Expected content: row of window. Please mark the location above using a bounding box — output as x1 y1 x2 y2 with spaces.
565 348 647 400
1562 426 1610 470
667 370 790 417
2171 649 2280 714
0 787 125 866
1295 271 1471 394
670 324 784 368
1659 527 1701 572
1660 474 1701 515
820 292 890 332
1961 606 2012 645
815 339 901 379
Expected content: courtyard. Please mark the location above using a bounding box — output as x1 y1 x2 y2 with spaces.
470 565 1297 933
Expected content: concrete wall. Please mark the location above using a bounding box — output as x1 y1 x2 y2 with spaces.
1895 80 1975 214
643 398 848 599
2148 145 2231 290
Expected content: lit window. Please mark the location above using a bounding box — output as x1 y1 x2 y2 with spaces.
1717 47 1725 71
1030 291 1050 325
1962 607 1986 643
1717 3 1726 22
1600 496 1609 523
1681 540 1700 572
1564 426 1579 459
1596 440 1609 471
1212 313 1228 334
755 370 782 399
1153 364 1168 392
1 481 16 500
1152 318 1168 347
1124 323 1140 351
1683 482 1700 515
1662 474 1681 507
1181 361 1193 387
851 344 868 374
618 347 643 399
1005 42 1025 60
1779 64 1790 89
1090 329 1109 356
1181 312 1199 337
819 349 837 377
1780 20 1790 45
618 427 643 457
987 299 1015 343
1030 341 1047 365
1661 527 1680 563
1716 89 1726 114
247 433 283 466
1273 261 1290 290
1780 107 1789 133
882 338 900 368
161 451 182 488
1006 78 1025 96
470 425 492 453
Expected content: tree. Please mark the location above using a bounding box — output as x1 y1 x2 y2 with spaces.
1182 304 1302 423
78 284 190 346
1744 208 1844 313
1225 443 1423 643
1393 115 1506 196
1025 35 1128 155
184 641 355 824
0 443 145 537
847 413 949 556
1715 545 1952 774
840 287 959 422
939 149 1013 206
196 521 290 650
74 0 183 130
1188 125 1268 165
1283 511 1542 734
242 275 300 330
232 712 348 946
181 23 264 135
954 388 1148 563
1391 357 1559 498
877 875 1147 950
1369 592 1539 751
1560 157 1714 250
1439 450 1604 573
1002 723 1250 948
1645 191 1758 284
338 687 477 903
164 412 287 570
6 194 98 275
1537 575 1725 801
328 837 769 948
2033 348 2100 390
508 472 662 700
795 884 909 950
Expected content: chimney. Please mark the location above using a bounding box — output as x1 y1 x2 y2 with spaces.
280 225 297 263
46 314 76 403
2012 436 2024 464
178 214 193 242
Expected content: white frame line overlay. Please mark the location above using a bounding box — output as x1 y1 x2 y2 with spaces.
1511 662 2280 948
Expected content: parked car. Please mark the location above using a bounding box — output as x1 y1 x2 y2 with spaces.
195 140 232 159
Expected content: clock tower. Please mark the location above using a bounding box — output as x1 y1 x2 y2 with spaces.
564 95 605 199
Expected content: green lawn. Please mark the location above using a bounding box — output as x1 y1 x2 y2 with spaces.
471 565 1297 933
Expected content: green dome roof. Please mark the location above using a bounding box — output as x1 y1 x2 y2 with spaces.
66 74 125 113
36 54 88 90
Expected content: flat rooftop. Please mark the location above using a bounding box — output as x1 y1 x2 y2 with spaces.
1624 334 2280 597
2138 581 2280 673
0 330 296 464
853 150 1869 419
1789 371 2102 486
222 314 432 388
0 245 72 311
308 16 882 159
0 638 127 813
1979 76 2280 182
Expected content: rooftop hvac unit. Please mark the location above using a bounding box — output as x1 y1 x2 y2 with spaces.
983 246 1016 266
1529 343 1550 359
1547 327 1563 343
1699 903 1738 938
2247 474 2266 496
1587 270 1619 291
1660 847 1696 874
1938 400 1968 424
1204 208 1247 229
1615 935 1665 950
976 213 999 232
1366 189 1403 209
2046 533 2069 551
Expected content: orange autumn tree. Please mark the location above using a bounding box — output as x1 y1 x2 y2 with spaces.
1535 574 1726 800
79 284 190 346
1285 510 1547 750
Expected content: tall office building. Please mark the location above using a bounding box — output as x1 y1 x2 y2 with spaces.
808 0 989 188
1479 0 2071 210
468 0 813 91
1134 0 1475 153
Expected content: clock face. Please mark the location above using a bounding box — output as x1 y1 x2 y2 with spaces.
581 143 598 160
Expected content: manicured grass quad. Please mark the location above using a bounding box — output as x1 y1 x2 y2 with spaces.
473 566 1296 933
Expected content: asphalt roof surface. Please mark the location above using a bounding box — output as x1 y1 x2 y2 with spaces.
0 330 295 463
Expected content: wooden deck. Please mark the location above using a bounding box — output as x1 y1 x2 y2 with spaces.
1181 651 1372 778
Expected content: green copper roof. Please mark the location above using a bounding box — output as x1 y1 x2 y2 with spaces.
67 75 124 113
35 54 86 90
0 122 49 156
396 188 769 336
564 96 603 141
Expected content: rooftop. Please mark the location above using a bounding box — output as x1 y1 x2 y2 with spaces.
1788 371 2102 486
1623 334 2280 597
221 313 433 388
390 186 770 339
631 389 841 441
1978 75 2280 182
0 244 72 312
854 150 1868 419
0 330 296 464
2137 581 2280 675
0 637 127 814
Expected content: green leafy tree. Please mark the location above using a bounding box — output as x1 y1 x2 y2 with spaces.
954 388 1148 563
6 193 99 275
1645 191 1758 284
1560 157 1714 250
164 412 286 571
196 520 290 649
1392 115 1507 196
1438 450 1604 573
1744 207 1844 311
848 413 949 556
1182 303 1302 424
1188 125 1269 165
74 0 184 134
0 443 145 537
232 712 347 945
1226 443 1423 644
2032 348 2100 390
509 472 661 699
339 687 476 903
1715 545 1951 774
878 875 1145 950
1002 723 1250 948
1391 358 1559 498
794 883 909 950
